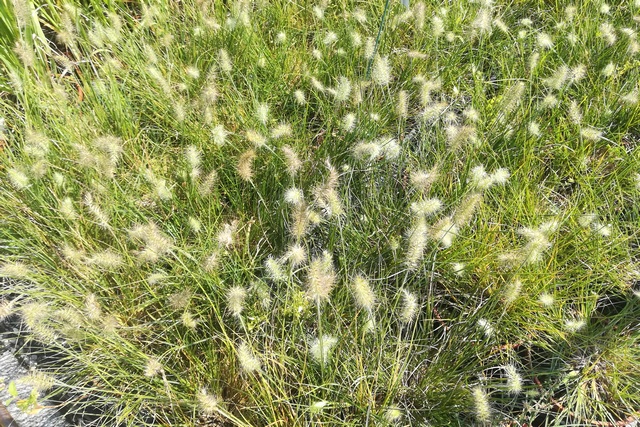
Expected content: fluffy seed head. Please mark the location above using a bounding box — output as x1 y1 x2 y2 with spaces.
564 318 586 333
544 65 570 90
143 169 172 201
463 108 480 124
56 11 76 47
211 124 228 146
491 168 510 185
11 0 30 28
571 64 587 82
364 37 375 59
310 401 327 414
199 169 218 196
350 31 362 47
453 193 483 227
399 289 419 323
451 262 466 276
379 405 400 422
129 222 173 262
380 137 401 159
528 52 540 74
351 275 376 311
185 145 201 177
291 205 312 240
542 94 558 108
17 370 55 393
600 22 617 45
430 217 458 248
270 123 292 139
94 136 123 173
432 15 444 37
284 187 304 205
185 65 200 79
294 90 306 105
61 244 85 265
20 301 50 333
421 101 447 122
396 90 408 118
371 55 392 86
84 191 110 227
155 178 172 200
493 18 509 33
503 279 522 305
310 334 338 366
0 262 31 279
310 76 325 92
410 168 439 192
405 217 428 269
528 121 541 138
85 250 124 270
323 31 338 45
218 49 232 72
472 8 492 34
8 168 29 190
472 386 491 422
265 257 287 282
227 286 247 317
539 293 554 307
84 293 102 321
536 32 553 49
173 101 186 122
144 357 163 378
215 223 237 251
500 81 525 118
312 5 324 20
180 311 199 329
168 289 192 310
580 127 603 141
602 62 616 77
237 149 256 181
188 217 202 233
468 165 492 190
0 299 14 322
568 100 582 124
197 388 220 415
504 365 523 394
306 251 336 303
518 222 557 264
410 198 443 217
246 129 266 148
352 7 367 23
147 66 170 95
24 129 50 158
285 243 306 267
312 162 343 218
621 89 639 105
342 113 356 132
353 142 381 163
334 76 352 103
237 342 261 373
256 103 269 124
281 145 302 176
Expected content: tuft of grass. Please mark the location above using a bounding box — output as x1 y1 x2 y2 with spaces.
0 0 639 426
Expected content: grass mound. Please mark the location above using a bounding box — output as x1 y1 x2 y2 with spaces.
0 0 639 425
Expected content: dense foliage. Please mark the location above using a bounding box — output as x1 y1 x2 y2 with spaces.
0 0 639 425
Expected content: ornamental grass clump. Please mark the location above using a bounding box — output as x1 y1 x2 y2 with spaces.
0 0 639 426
